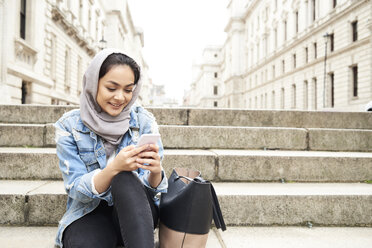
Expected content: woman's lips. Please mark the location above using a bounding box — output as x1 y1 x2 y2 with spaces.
109 102 124 109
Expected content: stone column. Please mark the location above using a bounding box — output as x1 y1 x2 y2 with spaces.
0 0 4 84
0 0 10 103
370 0 372 99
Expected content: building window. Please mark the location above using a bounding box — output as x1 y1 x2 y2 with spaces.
295 11 299 34
265 69 268 82
313 77 317 110
88 5 92 33
292 84 296 109
333 0 337 8
214 72 218 78
214 101 218 107
213 86 218 95
303 80 308 110
312 0 316 22
330 33 334 52
271 90 275 109
282 60 285 74
65 47 71 93
51 33 57 85
21 81 30 104
77 56 82 96
260 94 263 109
329 73 334 107
314 42 317 59
274 28 278 48
293 54 296 69
255 96 258 108
79 0 83 24
264 93 268 109
95 13 99 41
20 0 26 39
284 20 287 41
255 74 257 87
281 88 285 109
305 47 308 63
351 21 358 42
264 37 268 56
352 65 358 97
272 65 276 79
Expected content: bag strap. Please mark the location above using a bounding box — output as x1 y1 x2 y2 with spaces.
175 175 227 231
210 184 227 231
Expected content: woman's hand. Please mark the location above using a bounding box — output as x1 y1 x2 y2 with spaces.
94 145 150 194
136 144 162 174
108 145 149 174
136 144 163 188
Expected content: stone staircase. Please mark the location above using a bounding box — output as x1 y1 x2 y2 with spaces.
0 104 372 248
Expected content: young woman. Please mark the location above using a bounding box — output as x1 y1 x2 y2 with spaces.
54 49 167 248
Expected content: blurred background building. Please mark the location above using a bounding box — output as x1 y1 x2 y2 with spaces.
0 0 153 106
187 0 372 111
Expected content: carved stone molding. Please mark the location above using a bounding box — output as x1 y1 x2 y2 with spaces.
51 4 95 56
14 38 38 68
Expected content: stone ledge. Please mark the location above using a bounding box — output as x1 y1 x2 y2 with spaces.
1 148 372 182
1 105 372 129
1 181 372 226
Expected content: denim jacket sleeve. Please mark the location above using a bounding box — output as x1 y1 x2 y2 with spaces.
54 118 112 204
134 107 168 195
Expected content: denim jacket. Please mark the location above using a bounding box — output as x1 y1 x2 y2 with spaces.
54 105 168 247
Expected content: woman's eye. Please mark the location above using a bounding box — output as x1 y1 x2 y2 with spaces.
107 88 116 91
125 89 133 93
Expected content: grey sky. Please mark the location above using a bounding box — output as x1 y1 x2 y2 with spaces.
127 0 228 104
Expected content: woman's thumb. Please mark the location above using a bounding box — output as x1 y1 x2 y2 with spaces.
122 145 135 152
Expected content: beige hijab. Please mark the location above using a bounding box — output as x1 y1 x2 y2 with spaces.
80 48 142 148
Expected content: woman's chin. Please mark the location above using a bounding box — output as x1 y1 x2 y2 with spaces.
105 106 125 116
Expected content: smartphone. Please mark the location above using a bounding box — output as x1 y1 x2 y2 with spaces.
135 133 161 147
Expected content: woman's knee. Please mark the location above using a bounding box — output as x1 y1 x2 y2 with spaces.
112 171 140 186
62 224 117 248
62 206 118 248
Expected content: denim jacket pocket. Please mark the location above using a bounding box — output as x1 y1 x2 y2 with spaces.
79 151 100 172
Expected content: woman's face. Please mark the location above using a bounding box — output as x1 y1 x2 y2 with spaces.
96 65 135 117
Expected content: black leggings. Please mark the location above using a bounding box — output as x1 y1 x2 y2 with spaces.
62 171 159 248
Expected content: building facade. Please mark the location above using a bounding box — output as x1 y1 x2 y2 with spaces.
188 0 372 111
0 0 152 106
187 46 224 107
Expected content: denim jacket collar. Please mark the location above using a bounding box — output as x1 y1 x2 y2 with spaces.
74 108 139 136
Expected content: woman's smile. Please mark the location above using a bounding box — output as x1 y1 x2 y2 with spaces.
96 65 135 116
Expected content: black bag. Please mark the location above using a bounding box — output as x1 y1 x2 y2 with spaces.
159 168 226 248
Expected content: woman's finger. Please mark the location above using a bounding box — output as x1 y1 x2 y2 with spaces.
148 144 159 153
137 163 161 173
136 158 154 165
138 151 159 159
126 144 150 157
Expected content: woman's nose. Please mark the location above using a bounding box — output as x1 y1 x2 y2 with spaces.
114 91 125 101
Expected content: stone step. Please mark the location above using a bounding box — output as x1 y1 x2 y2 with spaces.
1 226 371 248
1 123 371 151
0 226 221 248
220 226 372 248
1 104 372 130
1 148 372 182
1 180 371 226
